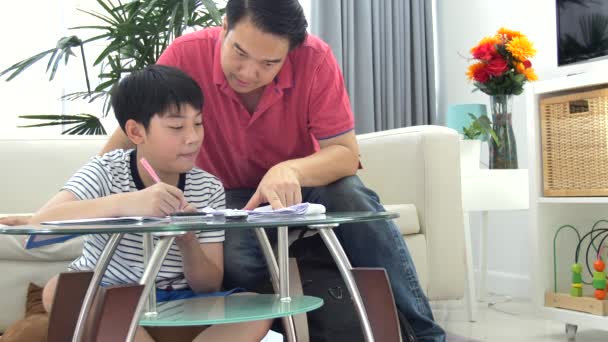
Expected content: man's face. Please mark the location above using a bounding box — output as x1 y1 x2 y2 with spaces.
139 103 204 174
220 17 290 94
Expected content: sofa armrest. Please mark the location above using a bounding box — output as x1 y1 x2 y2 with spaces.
356 126 465 300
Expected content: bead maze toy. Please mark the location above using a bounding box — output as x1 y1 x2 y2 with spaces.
545 221 608 315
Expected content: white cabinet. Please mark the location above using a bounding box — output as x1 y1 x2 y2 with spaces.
527 71 608 336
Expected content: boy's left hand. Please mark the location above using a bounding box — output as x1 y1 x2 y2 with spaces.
175 202 198 244
175 231 197 245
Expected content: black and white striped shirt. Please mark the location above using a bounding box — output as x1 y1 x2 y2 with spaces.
65 149 225 289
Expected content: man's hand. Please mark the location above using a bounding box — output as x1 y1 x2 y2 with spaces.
0 215 32 226
128 183 189 216
244 164 302 210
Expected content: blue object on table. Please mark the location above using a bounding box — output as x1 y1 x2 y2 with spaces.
446 103 488 134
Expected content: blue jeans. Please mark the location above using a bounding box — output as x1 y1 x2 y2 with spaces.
223 176 446 342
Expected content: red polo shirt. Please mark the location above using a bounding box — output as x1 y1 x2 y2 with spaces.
158 27 354 189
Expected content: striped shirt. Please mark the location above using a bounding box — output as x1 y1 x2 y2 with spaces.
64 149 225 289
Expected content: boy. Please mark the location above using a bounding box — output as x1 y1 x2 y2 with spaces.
30 65 271 342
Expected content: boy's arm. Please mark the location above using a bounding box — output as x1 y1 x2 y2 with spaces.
176 235 223 293
30 184 189 224
175 177 225 292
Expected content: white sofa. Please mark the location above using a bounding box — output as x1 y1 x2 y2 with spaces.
0 126 466 332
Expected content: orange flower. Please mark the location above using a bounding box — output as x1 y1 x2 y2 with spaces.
516 62 526 73
506 36 537 61
523 67 538 81
467 62 483 80
497 27 523 40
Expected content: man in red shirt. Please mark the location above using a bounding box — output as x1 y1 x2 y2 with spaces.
99 0 444 340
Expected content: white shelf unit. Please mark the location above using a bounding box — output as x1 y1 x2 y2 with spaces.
538 197 608 204
527 71 608 332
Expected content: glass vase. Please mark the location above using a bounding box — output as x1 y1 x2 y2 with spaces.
489 94 518 169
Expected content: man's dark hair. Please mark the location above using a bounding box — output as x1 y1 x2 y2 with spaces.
111 65 203 131
226 0 308 50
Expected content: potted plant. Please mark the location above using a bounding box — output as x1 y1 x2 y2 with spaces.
460 113 499 173
0 0 224 135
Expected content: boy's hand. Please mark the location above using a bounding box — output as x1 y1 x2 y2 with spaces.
129 183 188 216
181 203 198 213
0 215 32 226
175 231 198 246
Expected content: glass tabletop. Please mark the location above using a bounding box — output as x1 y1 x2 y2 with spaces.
0 211 398 235
139 294 323 326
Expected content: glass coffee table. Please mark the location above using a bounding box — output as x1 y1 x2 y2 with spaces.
1 211 399 342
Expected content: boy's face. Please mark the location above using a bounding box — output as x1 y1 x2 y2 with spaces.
220 16 290 94
136 103 203 174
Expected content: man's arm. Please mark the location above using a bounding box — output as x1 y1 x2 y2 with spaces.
100 128 135 155
245 130 359 209
284 130 359 187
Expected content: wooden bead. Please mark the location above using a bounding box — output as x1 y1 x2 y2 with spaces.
571 286 583 297
593 278 607 290
595 259 606 272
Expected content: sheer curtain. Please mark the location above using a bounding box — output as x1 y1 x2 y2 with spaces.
311 0 436 133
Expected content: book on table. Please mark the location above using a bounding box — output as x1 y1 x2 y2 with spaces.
24 216 170 249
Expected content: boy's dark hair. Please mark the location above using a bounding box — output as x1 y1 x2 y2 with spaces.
226 0 308 50
111 65 203 131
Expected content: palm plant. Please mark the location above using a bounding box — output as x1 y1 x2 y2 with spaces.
0 0 224 135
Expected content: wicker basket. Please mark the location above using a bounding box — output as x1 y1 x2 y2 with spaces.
540 88 608 196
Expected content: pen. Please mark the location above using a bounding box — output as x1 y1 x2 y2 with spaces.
140 157 187 211
140 157 161 183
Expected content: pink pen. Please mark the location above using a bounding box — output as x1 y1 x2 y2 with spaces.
141 157 187 211
140 157 161 183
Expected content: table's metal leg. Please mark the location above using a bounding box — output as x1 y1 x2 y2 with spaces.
277 226 290 302
142 232 157 315
254 227 297 342
125 235 176 342
72 233 124 342
316 227 375 342
479 210 489 301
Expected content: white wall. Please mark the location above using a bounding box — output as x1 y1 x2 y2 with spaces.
437 0 608 298
0 0 116 139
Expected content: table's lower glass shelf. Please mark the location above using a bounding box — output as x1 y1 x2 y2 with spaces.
139 294 323 326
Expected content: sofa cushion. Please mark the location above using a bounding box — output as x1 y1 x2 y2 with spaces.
403 234 428 295
383 204 420 235
0 235 83 262
0 137 107 214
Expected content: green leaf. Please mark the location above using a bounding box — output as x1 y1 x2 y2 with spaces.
462 113 500 146
0 48 56 80
18 114 106 135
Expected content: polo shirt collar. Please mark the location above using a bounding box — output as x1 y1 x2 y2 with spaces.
213 36 226 86
212 35 294 90
130 149 186 191
274 54 294 90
